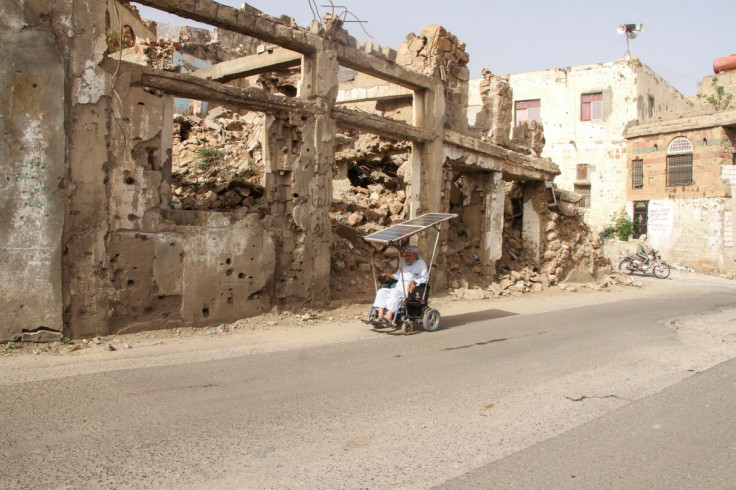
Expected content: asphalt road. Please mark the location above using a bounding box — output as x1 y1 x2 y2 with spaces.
437 357 736 489
1 273 735 489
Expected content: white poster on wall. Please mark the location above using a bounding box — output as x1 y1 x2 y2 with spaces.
647 200 673 232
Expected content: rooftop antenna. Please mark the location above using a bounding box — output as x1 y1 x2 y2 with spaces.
617 23 644 58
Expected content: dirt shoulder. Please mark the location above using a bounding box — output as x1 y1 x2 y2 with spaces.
1 272 731 385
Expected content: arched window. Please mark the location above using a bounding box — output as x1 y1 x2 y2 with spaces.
666 137 693 187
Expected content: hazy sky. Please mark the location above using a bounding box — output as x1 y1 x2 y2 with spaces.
133 0 734 96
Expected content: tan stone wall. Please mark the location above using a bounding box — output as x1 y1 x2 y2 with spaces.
627 127 733 200
0 2 67 341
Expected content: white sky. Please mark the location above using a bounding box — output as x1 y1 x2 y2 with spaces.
133 0 735 96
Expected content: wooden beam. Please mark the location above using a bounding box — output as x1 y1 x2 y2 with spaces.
134 0 322 54
100 58 324 115
331 107 434 143
192 48 302 82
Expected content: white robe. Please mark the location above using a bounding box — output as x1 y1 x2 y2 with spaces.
373 257 428 313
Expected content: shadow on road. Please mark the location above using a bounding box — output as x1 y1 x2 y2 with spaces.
441 308 518 329
369 308 518 336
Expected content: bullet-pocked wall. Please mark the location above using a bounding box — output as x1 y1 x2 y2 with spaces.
1 0 565 340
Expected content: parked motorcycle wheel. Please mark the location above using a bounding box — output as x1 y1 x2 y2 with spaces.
618 259 634 274
653 263 670 279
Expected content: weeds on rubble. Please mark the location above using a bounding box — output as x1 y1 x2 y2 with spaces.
197 147 223 168
697 77 734 111
2 342 15 355
59 337 73 345
235 165 255 179
105 30 134 55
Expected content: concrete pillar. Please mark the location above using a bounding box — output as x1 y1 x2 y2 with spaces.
267 43 337 307
482 172 505 278
410 81 445 218
522 182 546 265
0 19 66 341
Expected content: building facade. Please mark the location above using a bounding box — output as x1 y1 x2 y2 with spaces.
624 102 736 272
470 58 690 231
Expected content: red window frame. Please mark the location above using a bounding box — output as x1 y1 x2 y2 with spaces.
581 93 603 121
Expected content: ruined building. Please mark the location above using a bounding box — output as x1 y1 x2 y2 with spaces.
469 59 691 232
2 0 610 342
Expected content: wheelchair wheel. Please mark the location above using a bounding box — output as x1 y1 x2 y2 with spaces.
422 308 441 332
368 306 380 321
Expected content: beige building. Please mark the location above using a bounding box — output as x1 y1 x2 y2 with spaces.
470 58 690 231
623 70 736 272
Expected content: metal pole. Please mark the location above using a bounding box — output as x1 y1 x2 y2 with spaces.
423 226 442 302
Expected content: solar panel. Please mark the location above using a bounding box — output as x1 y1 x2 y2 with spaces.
363 213 457 244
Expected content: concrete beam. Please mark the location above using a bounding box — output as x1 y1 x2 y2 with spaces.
625 110 736 138
134 0 322 53
336 84 413 104
101 58 324 115
331 106 434 143
443 130 559 182
337 44 434 91
192 48 302 82
100 58 327 114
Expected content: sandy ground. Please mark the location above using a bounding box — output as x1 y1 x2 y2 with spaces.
2 271 734 387
0 273 695 384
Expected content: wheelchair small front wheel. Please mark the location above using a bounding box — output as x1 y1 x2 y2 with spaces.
422 308 441 332
368 306 380 320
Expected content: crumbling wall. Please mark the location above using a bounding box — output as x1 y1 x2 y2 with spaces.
0 2 68 341
397 25 470 133
474 69 512 146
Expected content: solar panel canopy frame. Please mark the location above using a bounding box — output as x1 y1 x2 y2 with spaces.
363 213 458 244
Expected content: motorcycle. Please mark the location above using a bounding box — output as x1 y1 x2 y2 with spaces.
618 249 671 279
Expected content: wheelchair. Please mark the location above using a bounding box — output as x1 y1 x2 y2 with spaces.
367 282 441 334
362 213 456 334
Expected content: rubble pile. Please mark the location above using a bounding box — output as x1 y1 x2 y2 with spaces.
330 133 413 300
167 111 617 301
170 109 267 212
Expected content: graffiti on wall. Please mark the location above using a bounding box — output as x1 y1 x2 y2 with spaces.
647 200 673 232
16 158 53 217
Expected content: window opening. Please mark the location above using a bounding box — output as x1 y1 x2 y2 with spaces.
515 99 541 126
632 159 643 189
581 93 602 121
576 163 590 181
666 137 693 187
633 201 648 238
574 184 591 208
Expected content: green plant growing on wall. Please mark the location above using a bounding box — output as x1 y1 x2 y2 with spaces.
197 147 223 169
603 209 634 241
697 76 734 111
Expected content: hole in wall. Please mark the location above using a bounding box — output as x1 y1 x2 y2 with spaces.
227 297 234 305
127 279 135 287
202 306 210 318
238 273 245 279
128 214 139 221
226 269 233 276
226 258 231 265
